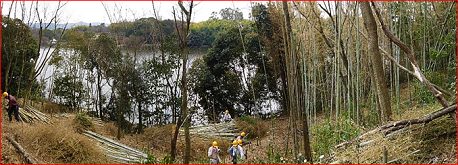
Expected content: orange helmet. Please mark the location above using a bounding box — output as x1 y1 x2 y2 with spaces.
212 141 218 147
238 140 242 146
232 141 238 146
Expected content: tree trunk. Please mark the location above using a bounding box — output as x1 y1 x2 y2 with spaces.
282 1 311 163
360 1 392 123
97 69 103 120
170 118 181 161
16 56 26 96
117 75 124 140
138 101 142 133
280 56 290 116
177 1 193 163
4 59 12 92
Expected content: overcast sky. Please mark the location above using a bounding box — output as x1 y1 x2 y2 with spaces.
1 1 262 24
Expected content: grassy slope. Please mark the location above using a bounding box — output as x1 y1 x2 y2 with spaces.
1 82 456 164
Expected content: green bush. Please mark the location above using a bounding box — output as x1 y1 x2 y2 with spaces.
312 119 361 160
73 112 93 133
239 116 257 125
413 71 446 104
161 153 174 164
142 151 159 164
142 152 174 164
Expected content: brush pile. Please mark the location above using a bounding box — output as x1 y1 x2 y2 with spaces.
83 130 148 164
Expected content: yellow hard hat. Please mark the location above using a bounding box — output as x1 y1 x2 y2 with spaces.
241 132 246 137
233 141 238 146
225 110 229 114
2 92 8 98
212 141 218 147
238 140 242 146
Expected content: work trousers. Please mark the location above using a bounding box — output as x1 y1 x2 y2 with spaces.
8 105 19 122
232 156 237 164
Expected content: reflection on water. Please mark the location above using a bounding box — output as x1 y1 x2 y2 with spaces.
37 47 279 127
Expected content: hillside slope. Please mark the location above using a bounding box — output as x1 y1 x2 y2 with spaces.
1 85 456 164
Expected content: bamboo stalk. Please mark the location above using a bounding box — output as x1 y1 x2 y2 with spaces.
85 131 147 157
6 136 37 164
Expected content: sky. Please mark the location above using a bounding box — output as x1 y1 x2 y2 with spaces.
1 1 263 24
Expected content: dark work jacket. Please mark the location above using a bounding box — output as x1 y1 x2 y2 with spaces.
7 95 19 110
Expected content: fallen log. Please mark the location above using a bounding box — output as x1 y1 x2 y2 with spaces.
6 136 37 164
335 104 457 148
382 104 457 136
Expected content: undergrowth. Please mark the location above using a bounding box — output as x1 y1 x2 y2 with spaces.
413 71 449 104
73 112 93 133
312 118 361 161
18 119 110 163
142 151 174 164
236 116 268 139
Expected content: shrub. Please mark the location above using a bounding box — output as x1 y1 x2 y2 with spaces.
73 113 93 133
142 151 160 164
312 118 361 160
413 71 455 104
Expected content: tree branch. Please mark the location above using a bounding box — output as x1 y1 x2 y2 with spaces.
335 104 457 148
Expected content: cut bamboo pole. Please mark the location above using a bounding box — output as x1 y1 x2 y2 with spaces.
84 131 147 158
6 136 37 164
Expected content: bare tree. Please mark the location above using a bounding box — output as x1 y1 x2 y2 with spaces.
170 1 194 163
22 1 68 107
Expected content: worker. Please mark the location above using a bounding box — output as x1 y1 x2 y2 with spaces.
208 141 221 164
237 140 245 161
229 141 239 164
236 132 246 141
222 110 232 122
3 92 19 122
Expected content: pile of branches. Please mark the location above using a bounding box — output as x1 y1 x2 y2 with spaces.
180 121 238 141
17 105 52 124
83 130 147 164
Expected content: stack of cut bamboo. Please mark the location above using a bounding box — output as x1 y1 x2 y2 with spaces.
83 130 148 164
16 105 52 124
179 121 238 141
91 117 104 126
56 113 70 118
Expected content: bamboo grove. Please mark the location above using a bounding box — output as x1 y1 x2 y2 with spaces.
263 1 456 163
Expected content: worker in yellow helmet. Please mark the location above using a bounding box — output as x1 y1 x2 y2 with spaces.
208 141 221 164
236 132 246 141
229 141 239 164
222 110 232 123
3 92 20 122
237 140 245 161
